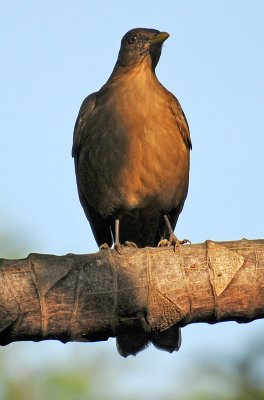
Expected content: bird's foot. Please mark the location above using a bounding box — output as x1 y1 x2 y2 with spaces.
114 241 138 254
158 234 191 252
169 233 191 246
157 239 170 247
99 243 111 251
168 233 191 252
124 241 137 248
114 241 123 255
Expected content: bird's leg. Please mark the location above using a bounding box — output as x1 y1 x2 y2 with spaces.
158 214 190 251
113 219 137 253
114 218 122 254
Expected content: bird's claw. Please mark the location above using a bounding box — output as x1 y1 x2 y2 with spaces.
178 238 191 245
169 233 191 252
157 239 170 248
99 243 111 251
124 241 137 248
158 234 191 252
101 241 137 255
114 242 123 255
114 241 137 254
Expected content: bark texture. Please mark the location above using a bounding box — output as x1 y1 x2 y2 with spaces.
0 239 263 347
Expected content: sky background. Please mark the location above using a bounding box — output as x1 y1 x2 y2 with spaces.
1 0 264 398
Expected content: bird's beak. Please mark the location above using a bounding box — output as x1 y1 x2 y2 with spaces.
149 32 170 45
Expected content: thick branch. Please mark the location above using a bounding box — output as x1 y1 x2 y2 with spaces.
0 239 263 346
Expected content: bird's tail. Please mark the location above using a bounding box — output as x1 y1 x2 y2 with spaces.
116 325 181 357
151 325 181 352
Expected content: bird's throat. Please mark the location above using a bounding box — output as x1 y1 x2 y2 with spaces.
109 55 157 86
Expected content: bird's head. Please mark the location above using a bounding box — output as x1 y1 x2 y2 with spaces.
115 28 169 71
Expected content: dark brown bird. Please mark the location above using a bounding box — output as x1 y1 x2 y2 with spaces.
72 28 191 357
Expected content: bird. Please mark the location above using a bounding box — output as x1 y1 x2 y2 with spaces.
72 28 192 357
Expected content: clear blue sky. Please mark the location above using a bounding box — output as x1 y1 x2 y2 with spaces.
1 1 264 398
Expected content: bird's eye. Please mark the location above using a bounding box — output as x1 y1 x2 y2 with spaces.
127 35 138 45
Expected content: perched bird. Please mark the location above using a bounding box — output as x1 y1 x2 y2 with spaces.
72 28 192 357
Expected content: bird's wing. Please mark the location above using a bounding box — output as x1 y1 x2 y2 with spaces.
72 92 97 161
72 92 113 247
169 93 192 151
158 93 191 235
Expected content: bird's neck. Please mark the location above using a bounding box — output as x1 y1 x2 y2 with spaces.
107 56 158 87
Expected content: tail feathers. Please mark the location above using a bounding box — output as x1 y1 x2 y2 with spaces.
116 332 150 358
116 326 181 357
151 326 181 352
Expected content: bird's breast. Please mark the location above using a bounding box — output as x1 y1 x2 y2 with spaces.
115 80 189 210
81 76 190 216
118 116 189 210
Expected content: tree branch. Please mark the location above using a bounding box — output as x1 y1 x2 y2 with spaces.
0 239 263 347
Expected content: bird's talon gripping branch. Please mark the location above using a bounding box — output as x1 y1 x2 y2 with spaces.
124 241 138 248
157 235 191 251
168 233 190 252
157 239 171 247
169 233 191 245
181 238 191 245
114 242 123 255
99 243 111 251
114 241 137 254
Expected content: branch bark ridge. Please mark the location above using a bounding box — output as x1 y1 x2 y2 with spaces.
0 239 263 346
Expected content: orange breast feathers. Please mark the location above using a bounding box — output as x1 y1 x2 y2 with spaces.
110 71 190 210
78 59 190 216
117 114 189 210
